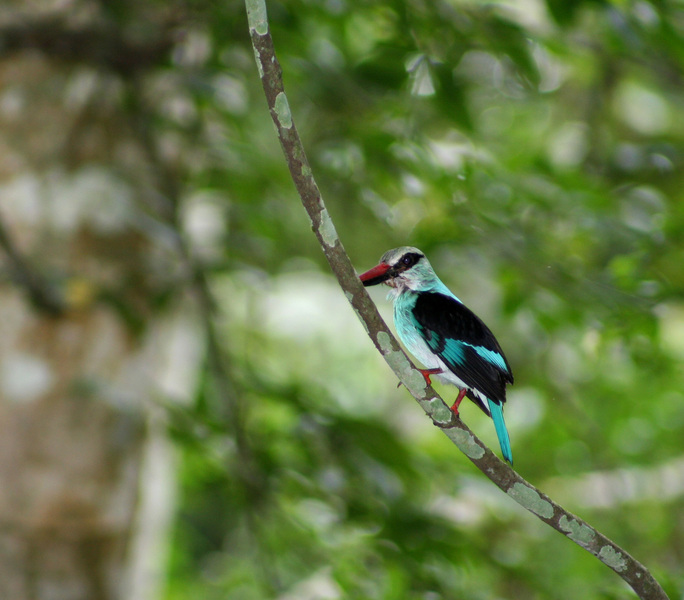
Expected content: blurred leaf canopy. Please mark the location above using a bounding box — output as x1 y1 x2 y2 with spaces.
136 0 684 598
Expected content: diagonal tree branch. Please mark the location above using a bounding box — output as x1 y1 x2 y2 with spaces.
243 1 670 598
0 214 65 316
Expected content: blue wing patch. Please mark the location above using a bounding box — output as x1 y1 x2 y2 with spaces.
424 335 466 367
429 336 508 374
413 292 513 404
466 343 509 373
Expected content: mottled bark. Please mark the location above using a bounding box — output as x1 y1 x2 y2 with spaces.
0 6 198 600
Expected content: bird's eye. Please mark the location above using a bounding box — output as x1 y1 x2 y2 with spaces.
402 255 415 266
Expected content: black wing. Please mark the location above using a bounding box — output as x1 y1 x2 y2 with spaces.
412 292 513 405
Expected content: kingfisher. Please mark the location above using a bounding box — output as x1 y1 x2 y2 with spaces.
359 246 514 464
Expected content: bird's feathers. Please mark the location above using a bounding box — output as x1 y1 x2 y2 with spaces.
487 398 513 464
412 291 513 406
360 247 514 464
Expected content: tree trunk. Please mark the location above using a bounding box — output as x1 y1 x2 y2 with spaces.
0 12 195 600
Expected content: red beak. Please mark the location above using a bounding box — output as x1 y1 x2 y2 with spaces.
359 262 392 287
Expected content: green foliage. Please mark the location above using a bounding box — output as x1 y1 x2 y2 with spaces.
154 0 684 598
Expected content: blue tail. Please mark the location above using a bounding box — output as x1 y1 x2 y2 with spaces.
487 399 513 465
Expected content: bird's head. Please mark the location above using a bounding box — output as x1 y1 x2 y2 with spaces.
359 246 435 293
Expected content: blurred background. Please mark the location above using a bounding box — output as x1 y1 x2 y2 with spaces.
0 0 683 598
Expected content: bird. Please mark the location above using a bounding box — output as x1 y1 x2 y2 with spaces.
359 246 514 464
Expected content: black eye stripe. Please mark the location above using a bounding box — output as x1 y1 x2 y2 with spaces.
396 252 423 270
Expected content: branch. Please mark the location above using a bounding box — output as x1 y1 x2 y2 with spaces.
0 215 65 316
125 88 283 595
243 2 670 599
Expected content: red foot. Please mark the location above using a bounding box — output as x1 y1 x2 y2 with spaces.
450 388 467 416
419 368 443 386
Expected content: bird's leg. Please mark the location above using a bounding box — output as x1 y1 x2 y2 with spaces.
419 368 442 386
450 388 467 416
